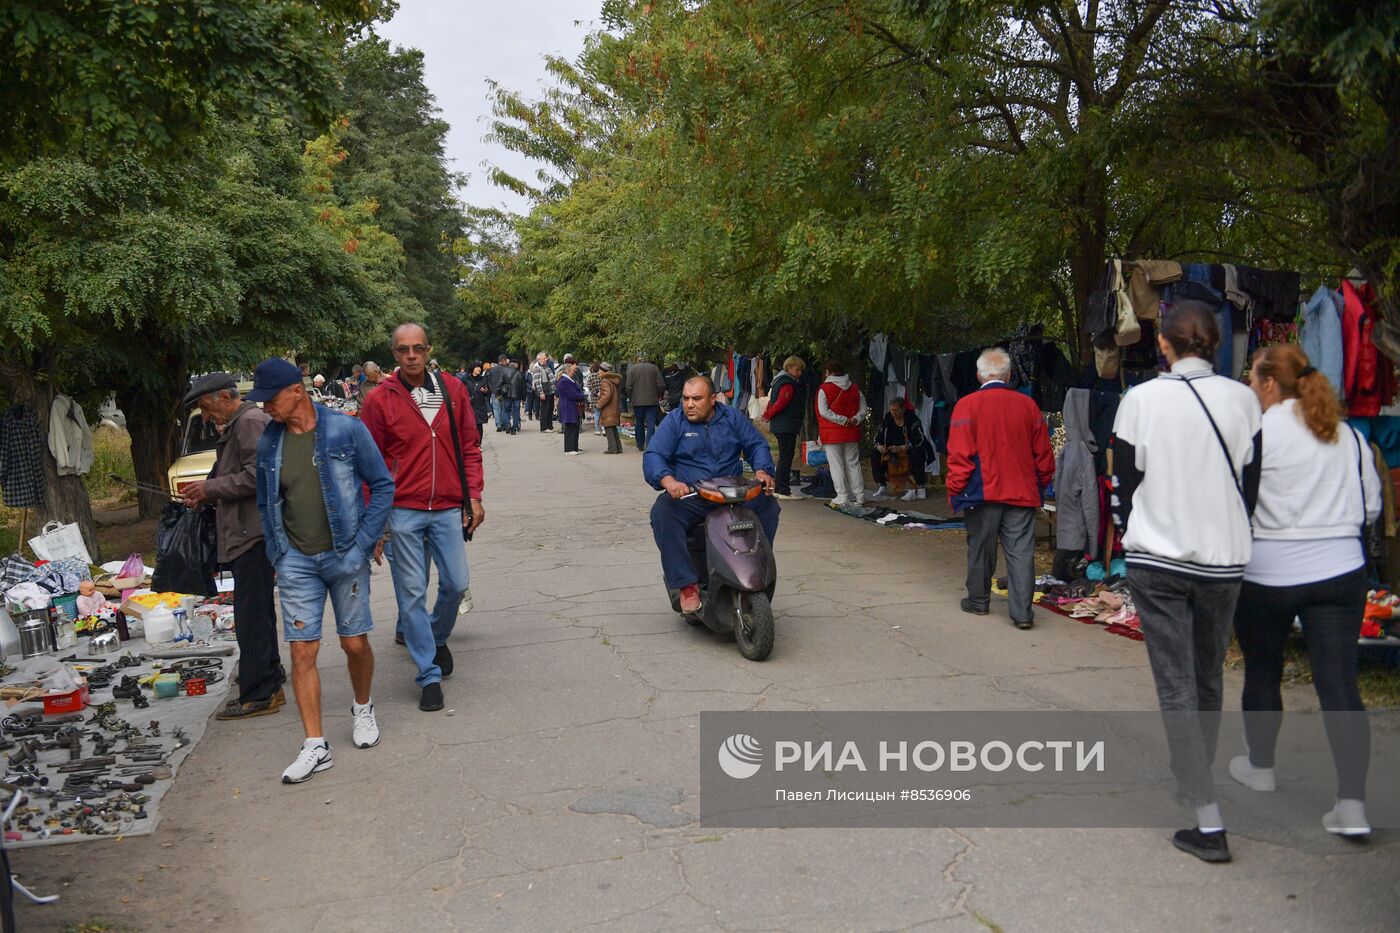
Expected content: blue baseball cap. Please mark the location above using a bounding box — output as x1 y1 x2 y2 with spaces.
245 358 303 402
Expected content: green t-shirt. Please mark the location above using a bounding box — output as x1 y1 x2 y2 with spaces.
280 429 333 556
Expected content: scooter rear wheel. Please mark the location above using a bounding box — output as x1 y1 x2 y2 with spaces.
734 592 774 662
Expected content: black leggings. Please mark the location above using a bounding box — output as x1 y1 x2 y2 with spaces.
563 422 580 452
1233 567 1369 800
774 432 798 494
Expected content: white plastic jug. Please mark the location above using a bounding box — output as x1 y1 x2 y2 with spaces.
144 605 178 644
0 604 21 658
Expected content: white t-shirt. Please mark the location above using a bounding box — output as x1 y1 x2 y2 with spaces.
1243 537 1363 586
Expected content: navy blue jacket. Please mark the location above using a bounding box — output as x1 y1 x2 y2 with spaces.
644 404 776 489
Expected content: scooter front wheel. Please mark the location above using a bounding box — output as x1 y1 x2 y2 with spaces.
734 592 775 661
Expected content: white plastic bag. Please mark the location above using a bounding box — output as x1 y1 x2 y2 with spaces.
27 520 93 565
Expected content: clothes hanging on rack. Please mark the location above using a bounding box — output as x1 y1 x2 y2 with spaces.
1125 259 1182 322
1234 265 1302 322
0 404 46 508
1055 388 1100 560
48 394 94 477
1342 279 1396 417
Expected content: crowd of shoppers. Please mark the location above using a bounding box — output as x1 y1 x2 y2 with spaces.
180 318 1381 857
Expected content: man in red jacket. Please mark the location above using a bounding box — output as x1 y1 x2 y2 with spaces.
360 323 486 712
946 348 1055 629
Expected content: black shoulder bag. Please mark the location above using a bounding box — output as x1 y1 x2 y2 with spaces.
1352 426 1376 572
435 372 475 542
1179 376 1250 521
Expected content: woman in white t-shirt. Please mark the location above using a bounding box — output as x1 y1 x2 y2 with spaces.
1232 343 1381 837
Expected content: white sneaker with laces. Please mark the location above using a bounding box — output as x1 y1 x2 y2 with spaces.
901 489 918 501
282 740 333 784
351 702 380 749
459 588 474 615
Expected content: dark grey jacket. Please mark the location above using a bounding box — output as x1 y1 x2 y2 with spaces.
203 402 271 562
1054 388 1099 557
625 361 666 406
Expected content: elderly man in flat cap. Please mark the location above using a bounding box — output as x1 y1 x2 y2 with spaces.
180 373 287 720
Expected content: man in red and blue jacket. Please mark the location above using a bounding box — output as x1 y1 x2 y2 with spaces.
360 324 485 713
946 348 1055 629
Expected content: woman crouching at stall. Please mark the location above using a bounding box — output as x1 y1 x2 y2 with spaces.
1230 343 1381 837
873 398 930 501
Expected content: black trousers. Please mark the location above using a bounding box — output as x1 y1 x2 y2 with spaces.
774 432 798 495
563 422 580 452
231 540 286 704
539 394 555 431
605 425 622 453
1234 568 1369 800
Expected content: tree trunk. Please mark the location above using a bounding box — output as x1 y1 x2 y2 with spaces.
0 348 101 562
1070 173 1109 367
117 352 188 520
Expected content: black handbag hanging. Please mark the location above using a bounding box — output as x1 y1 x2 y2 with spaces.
435 373 474 542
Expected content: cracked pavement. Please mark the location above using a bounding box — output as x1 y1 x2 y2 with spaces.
16 425 1398 931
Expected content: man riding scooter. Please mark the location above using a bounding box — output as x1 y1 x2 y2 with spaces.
644 375 781 614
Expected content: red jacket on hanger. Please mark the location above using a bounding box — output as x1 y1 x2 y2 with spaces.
1342 279 1396 417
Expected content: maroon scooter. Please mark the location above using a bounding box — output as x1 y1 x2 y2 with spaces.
666 475 777 661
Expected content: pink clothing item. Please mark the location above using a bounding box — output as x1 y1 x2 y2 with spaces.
76 592 109 616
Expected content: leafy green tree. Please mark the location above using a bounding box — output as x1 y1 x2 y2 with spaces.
332 37 467 357
472 1 1367 372
0 0 390 161
0 0 395 553
1245 0 1400 320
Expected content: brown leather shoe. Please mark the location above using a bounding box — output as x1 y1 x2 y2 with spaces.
215 697 281 720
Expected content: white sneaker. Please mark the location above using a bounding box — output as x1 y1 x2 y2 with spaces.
351 702 380 749
282 740 333 784
872 485 888 499
1228 754 1275 791
901 489 918 502
1323 799 1370 837
564 450 582 456
916 488 927 499
458 588 473 615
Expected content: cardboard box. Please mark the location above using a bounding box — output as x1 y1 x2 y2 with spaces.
43 679 89 715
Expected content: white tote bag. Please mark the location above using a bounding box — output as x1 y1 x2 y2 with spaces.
28 521 94 566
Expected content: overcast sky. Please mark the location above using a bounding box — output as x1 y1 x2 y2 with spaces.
376 1 601 216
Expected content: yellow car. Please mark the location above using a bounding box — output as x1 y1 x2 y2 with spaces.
166 378 256 498
167 414 220 499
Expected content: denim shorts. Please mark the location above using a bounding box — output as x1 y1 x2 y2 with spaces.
276 546 373 641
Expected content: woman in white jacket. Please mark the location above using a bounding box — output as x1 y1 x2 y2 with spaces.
1231 343 1381 837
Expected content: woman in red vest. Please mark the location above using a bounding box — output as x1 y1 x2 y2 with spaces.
816 361 869 508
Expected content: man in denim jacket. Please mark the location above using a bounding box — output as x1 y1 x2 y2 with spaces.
250 359 395 785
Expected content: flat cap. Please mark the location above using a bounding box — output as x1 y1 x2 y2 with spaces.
183 372 237 408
